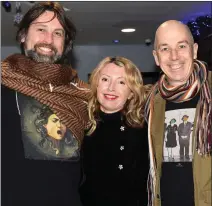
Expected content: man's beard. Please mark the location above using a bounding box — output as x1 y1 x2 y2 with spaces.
25 43 62 63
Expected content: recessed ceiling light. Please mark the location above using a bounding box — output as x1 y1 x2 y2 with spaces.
113 39 120 43
121 28 136 33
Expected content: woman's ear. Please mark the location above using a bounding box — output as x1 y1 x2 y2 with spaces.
128 92 133 100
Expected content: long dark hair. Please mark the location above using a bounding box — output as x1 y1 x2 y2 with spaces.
16 2 76 56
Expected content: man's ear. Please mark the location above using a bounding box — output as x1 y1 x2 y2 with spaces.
21 36 25 43
193 43 198 59
153 50 160 66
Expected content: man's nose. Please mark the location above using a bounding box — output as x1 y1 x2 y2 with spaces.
44 32 53 44
170 49 179 61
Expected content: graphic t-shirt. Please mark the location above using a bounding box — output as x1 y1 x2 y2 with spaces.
160 94 199 206
17 92 80 161
1 86 82 206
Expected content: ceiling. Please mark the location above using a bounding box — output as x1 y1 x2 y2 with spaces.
1 1 211 46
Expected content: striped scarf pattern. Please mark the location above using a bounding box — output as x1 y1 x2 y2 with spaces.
2 54 91 143
145 59 212 205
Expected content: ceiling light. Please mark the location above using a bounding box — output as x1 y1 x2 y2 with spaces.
121 28 136 33
113 40 120 43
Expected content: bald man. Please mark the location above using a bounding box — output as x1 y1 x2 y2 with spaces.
145 20 212 206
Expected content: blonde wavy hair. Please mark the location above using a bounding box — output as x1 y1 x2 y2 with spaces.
87 56 151 135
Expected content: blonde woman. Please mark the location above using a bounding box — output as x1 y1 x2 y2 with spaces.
80 57 150 206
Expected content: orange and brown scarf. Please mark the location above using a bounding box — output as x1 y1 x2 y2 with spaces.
2 54 91 144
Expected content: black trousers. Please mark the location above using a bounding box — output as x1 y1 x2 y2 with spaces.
179 138 190 158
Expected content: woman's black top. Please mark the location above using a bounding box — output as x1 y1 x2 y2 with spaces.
80 111 149 206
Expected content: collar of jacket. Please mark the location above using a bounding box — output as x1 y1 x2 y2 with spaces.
151 93 165 173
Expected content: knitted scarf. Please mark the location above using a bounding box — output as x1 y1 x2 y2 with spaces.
2 54 91 144
145 59 212 204
145 59 211 155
